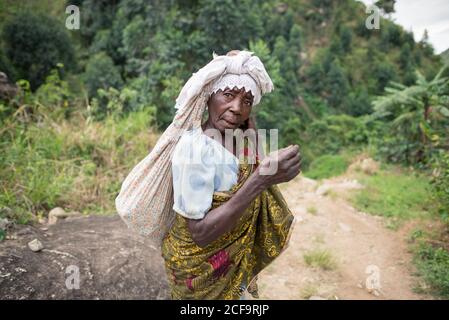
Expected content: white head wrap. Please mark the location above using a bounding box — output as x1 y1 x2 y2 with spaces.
174 50 274 111
210 73 261 105
116 50 274 245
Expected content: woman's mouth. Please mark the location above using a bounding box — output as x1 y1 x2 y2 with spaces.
222 119 238 128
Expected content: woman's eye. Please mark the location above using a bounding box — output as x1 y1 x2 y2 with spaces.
224 92 232 97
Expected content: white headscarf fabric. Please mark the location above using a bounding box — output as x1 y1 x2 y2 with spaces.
174 50 274 111
210 73 261 105
116 50 274 245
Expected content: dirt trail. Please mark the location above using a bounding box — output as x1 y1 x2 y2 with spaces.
257 172 432 300
0 172 432 300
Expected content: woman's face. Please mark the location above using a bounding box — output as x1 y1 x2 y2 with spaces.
206 86 254 133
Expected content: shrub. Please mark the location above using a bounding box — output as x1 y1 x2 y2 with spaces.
83 52 123 98
414 242 449 298
2 11 74 90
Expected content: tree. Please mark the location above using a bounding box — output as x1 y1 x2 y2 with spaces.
83 52 123 98
2 11 75 90
195 0 263 56
339 26 353 53
325 59 350 109
372 60 397 93
399 43 417 85
372 66 449 164
375 0 396 15
419 29 435 56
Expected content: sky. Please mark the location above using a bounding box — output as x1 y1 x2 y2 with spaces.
359 0 449 54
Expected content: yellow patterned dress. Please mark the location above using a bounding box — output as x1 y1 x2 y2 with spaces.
161 151 295 300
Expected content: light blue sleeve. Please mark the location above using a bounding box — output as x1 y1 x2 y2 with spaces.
171 130 216 220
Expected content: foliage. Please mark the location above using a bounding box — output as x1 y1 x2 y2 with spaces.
303 154 349 180
371 66 449 166
83 52 124 99
1 11 74 89
430 151 449 223
351 167 436 221
0 105 157 223
413 242 449 299
304 114 370 158
34 64 72 117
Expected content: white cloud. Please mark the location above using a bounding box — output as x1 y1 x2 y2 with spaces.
359 0 449 53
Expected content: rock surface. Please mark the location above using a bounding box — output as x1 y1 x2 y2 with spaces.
0 215 169 299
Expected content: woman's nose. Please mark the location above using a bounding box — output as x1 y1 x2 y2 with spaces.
229 98 243 114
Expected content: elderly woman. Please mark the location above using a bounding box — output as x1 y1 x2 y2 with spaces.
160 50 301 300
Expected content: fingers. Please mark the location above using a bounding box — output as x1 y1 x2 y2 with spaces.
289 161 301 174
284 152 301 169
267 145 301 166
280 144 300 160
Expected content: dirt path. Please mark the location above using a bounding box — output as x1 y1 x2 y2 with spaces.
0 172 432 300
257 173 432 300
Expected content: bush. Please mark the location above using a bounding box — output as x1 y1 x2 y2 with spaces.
430 151 449 223
305 114 369 157
83 52 123 98
414 242 449 298
34 64 72 118
2 11 74 90
89 86 156 121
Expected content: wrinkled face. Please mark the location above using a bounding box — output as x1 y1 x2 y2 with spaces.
206 86 254 133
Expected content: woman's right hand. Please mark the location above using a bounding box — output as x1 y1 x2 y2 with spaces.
255 145 302 188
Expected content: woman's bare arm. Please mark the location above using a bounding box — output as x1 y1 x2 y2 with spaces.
186 145 301 248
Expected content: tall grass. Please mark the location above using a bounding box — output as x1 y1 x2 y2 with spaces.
0 107 159 224
413 241 449 298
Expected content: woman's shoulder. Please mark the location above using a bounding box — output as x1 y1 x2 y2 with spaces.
175 127 208 150
173 127 212 164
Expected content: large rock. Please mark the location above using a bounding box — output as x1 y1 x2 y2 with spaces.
0 215 169 299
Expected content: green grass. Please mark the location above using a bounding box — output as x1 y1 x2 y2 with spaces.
0 108 157 224
413 241 449 298
300 283 319 299
303 154 349 180
351 168 436 221
303 249 338 271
